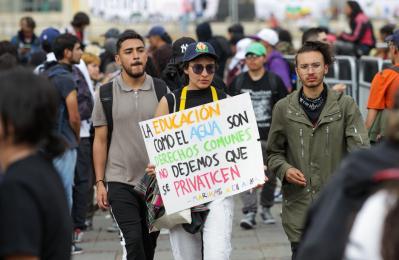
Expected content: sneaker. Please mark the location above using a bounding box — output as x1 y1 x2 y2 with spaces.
260 207 276 224
107 222 119 233
71 244 83 255
73 228 84 243
85 219 93 231
274 192 283 203
240 212 256 230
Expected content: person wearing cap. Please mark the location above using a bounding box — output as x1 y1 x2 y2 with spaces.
228 42 288 230
34 27 60 74
147 41 233 260
226 37 252 86
161 36 227 92
267 41 369 258
160 36 196 91
103 28 120 40
227 23 245 42
254 28 293 92
366 29 399 143
146 26 173 75
196 22 232 78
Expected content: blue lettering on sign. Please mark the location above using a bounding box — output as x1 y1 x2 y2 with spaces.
189 120 222 141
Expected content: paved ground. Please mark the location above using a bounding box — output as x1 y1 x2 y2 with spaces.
73 197 291 260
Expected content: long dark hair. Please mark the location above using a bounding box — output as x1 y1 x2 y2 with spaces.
0 68 65 159
346 1 363 30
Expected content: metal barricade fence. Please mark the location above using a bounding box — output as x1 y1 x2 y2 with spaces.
324 56 357 102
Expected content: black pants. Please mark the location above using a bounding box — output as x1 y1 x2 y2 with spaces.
260 169 277 208
241 141 277 213
291 242 299 260
108 182 159 260
72 138 93 230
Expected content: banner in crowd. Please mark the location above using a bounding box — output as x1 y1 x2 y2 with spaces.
254 0 399 21
357 0 399 19
139 93 265 214
254 0 330 21
88 0 219 22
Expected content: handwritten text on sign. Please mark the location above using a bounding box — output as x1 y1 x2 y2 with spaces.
139 93 265 214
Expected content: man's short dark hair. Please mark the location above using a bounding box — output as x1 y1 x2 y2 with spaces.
52 34 80 60
116 30 145 53
380 24 395 36
295 41 334 66
0 53 18 71
228 23 244 35
71 12 90 28
21 16 36 29
0 41 18 58
302 27 325 45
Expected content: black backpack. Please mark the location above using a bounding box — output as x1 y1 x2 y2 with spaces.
99 77 168 149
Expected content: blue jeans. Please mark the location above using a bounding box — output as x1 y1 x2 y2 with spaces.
54 148 77 211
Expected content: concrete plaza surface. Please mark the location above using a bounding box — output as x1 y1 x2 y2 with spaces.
73 197 291 260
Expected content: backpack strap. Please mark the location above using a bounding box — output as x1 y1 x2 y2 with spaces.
267 71 280 107
153 77 168 101
388 65 399 74
99 81 114 150
231 73 245 96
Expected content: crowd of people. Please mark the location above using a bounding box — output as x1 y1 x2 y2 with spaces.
0 0 399 259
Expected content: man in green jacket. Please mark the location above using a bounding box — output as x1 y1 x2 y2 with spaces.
266 41 369 259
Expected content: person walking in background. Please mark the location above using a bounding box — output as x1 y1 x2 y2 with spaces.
65 12 91 46
372 24 395 60
366 29 399 143
82 52 102 90
0 69 72 260
226 37 252 86
71 50 95 245
267 41 369 259
43 33 82 254
161 36 227 91
196 22 232 79
34 27 60 74
161 36 196 91
146 26 173 76
228 42 288 229
253 28 293 92
10 16 41 64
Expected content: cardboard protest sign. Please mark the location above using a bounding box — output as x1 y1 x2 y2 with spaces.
139 93 265 214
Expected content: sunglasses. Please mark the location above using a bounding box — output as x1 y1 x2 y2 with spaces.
190 64 216 75
245 53 263 59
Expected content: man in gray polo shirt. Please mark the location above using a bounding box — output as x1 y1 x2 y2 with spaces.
92 30 167 260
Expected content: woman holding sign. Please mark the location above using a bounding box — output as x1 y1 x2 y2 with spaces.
147 42 233 260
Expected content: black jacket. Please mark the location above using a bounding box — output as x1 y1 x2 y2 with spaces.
296 140 399 260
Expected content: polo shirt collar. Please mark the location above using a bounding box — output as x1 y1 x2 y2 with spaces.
116 73 152 92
